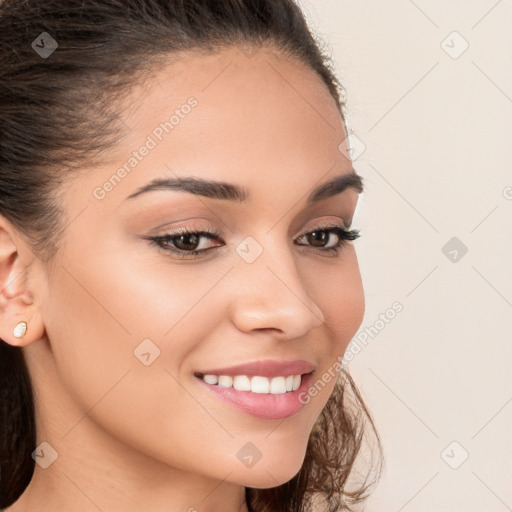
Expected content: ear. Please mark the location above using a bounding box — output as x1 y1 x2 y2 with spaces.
0 214 46 347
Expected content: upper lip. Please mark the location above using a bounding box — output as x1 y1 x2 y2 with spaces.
194 359 315 378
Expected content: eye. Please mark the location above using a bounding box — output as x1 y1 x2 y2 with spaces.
295 224 360 255
143 223 360 259
144 226 223 258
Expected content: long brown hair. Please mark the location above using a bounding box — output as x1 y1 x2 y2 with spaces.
0 1 382 509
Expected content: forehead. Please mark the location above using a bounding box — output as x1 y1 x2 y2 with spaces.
121 45 343 130
113 46 348 172
67 46 355 217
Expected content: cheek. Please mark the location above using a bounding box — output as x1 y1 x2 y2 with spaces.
306 247 365 346
42 240 231 399
297 248 364 410
39 259 213 469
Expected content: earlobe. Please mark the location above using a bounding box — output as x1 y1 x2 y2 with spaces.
6 311 45 347
1 296 46 348
2 307 46 348
0 217 46 347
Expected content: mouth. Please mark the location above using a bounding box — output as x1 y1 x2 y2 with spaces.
193 359 316 420
193 372 312 394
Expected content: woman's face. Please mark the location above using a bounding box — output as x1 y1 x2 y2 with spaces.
27 46 364 489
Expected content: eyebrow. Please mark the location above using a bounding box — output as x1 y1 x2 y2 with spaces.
125 172 363 206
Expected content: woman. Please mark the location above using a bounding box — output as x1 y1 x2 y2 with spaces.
0 1 381 510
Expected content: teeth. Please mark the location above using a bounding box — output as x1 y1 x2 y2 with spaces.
203 374 218 385
200 373 303 394
251 376 269 394
270 376 286 394
218 375 233 388
233 375 251 391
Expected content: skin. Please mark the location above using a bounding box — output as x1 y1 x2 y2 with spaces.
0 46 364 511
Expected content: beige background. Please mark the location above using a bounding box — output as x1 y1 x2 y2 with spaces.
298 1 512 510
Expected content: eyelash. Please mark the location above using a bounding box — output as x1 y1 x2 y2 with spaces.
145 224 360 259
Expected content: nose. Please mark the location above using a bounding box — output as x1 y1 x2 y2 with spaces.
229 241 326 339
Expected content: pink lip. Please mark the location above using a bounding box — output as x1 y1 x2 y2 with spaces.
195 359 315 378
195 371 315 420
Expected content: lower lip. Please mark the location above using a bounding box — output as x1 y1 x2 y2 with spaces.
195 372 314 420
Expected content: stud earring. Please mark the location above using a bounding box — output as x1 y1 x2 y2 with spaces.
13 321 27 339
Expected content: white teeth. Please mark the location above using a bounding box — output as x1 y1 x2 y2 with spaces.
270 376 286 394
200 373 303 394
233 375 251 391
218 375 233 388
203 374 218 385
251 376 270 394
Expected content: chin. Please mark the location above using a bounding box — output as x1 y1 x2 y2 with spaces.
233 449 307 489
239 466 303 490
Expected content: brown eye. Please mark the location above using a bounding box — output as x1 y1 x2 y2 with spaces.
295 226 360 254
145 227 224 259
173 233 201 251
306 230 330 247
